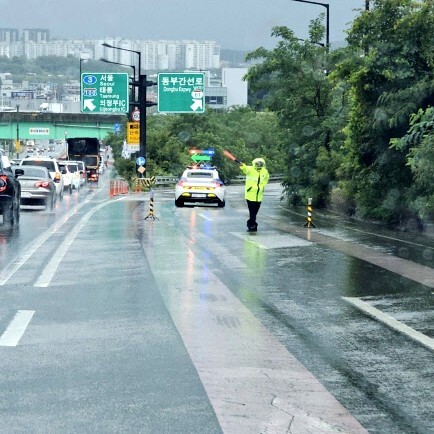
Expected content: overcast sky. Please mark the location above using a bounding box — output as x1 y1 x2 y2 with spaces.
1 0 366 50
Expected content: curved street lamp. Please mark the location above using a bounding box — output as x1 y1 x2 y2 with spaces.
79 58 89 111
99 58 135 82
101 42 141 81
290 0 329 48
99 58 136 95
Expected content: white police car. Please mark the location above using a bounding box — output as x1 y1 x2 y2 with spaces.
175 166 225 207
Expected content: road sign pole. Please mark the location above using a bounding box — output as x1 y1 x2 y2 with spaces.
139 74 146 177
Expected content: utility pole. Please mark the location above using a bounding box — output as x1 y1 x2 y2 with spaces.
138 74 157 174
15 104 20 158
101 42 157 176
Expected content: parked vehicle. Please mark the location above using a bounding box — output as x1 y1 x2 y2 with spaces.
0 150 21 226
39 102 63 113
13 165 56 210
66 137 100 183
19 156 64 200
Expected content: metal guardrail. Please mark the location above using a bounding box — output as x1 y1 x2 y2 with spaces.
154 174 284 186
154 176 179 185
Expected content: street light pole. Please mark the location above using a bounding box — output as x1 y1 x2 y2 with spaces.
79 58 89 113
15 104 20 158
99 58 136 103
102 43 146 169
102 42 140 88
102 42 156 175
290 0 329 48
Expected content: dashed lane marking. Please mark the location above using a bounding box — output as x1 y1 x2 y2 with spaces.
0 310 35 347
34 201 108 287
343 297 434 351
0 189 98 286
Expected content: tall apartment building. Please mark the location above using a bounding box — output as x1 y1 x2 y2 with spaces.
0 28 221 71
183 41 220 70
0 28 20 43
22 28 49 43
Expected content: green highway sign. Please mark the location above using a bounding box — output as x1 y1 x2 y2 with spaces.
81 73 129 114
158 72 205 113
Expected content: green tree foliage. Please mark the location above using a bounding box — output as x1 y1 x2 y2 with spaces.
109 107 284 185
390 107 434 219
336 0 434 226
245 20 341 207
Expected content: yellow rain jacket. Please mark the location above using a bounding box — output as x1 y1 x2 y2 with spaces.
240 158 270 202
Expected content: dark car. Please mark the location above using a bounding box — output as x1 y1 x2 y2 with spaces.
13 165 56 210
0 150 21 226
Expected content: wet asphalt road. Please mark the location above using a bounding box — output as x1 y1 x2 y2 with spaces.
0 172 433 433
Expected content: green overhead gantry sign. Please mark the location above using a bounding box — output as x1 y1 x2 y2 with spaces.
157 72 205 114
81 72 129 114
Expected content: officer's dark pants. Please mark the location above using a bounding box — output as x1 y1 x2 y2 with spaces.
246 200 262 230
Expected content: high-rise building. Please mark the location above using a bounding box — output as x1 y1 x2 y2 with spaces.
0 28 20 43
0 29 221 71
22 28 50 43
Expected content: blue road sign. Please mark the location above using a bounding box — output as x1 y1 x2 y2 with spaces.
136 156 146 166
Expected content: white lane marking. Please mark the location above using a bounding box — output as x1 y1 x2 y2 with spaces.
343 297 434 351
0 192 95 286
198 213 213 221
278 205 434 250
0 310 35 347
34 201 108 287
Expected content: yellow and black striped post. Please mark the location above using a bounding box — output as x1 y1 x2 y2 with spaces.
144 189 159 220
303 197 316 228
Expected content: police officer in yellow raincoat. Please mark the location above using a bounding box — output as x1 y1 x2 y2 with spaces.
240 157 270 232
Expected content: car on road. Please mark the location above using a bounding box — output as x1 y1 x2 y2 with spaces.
58 161 74 194
175 165 225 207
13 165 56 210
0 150 21 226
64 161 81 191
19 156 64 200
74 161 87 186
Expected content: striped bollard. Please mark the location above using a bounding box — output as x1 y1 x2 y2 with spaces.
144 190 159 220
303 197 316 228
